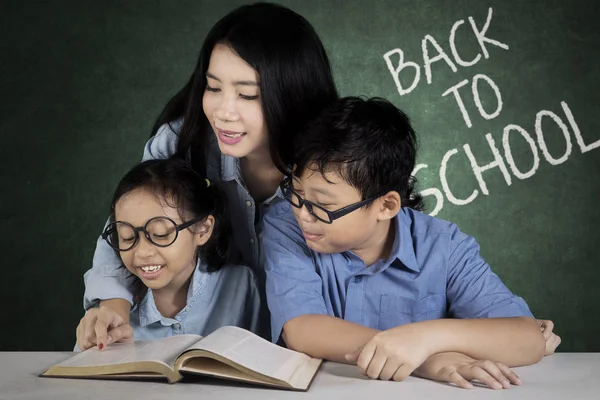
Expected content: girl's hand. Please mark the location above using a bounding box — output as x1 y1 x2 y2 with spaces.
414 352 521 390
538 319 561 355
76 306 133 351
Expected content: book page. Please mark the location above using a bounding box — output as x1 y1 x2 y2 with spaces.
53 334 201 370
188 326 310 382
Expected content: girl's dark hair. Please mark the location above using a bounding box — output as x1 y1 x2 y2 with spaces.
152 2 338 175
109 158 233 303
293 96 424 211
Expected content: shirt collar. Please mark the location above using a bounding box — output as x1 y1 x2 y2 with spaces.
137 260 210 327
392 208 420 272
206 133 238 183
265 185 285 204
220 153 239 182
343 208 419 273
219 148 285 204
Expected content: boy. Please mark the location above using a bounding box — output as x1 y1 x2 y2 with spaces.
263 97 555 390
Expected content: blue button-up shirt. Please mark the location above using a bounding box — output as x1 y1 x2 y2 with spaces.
130 262 264 339
264 201 534 342
74 261 264 350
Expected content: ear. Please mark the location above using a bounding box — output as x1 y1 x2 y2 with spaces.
193 215 215 247
375 191 401 221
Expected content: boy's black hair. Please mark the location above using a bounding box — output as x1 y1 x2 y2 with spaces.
109 158 234 303
152 2 338 175
293 96 423 211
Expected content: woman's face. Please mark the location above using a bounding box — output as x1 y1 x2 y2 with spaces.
202 43 268 159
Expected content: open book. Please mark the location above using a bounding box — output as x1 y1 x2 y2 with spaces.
42 326 322 391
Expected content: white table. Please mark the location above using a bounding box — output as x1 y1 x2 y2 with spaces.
1 352 598 399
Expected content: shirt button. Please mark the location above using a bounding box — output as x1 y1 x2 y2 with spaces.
354 276 362 283
246 200 252 207
174 323 181 329
250 238 255 244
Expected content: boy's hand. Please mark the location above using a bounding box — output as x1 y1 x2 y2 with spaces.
345 324 431 381
414 352 521 390
76 306 134 351
537 319 561 355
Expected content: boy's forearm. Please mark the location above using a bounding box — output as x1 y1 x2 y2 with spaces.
418 317 545 366
282 315 379 363
99 299 131 323
283 315 545 366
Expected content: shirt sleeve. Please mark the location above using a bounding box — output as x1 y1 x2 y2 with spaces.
83 233 134 309
445 225 534 319
82 122 180 310
141 121 180 161
263 203 328 343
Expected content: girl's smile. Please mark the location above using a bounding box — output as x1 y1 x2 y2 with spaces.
137 264 165 279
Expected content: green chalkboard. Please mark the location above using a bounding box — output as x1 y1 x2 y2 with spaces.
2 0 599 351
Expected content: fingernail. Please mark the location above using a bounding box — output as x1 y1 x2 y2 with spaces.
503 380 511 388
465 383 473 389
107 336 113 344
515 377 522 385
98 343 104 351
492 382 503 390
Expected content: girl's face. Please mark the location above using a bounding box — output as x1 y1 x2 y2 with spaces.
202 43 268 159
114 189 213 295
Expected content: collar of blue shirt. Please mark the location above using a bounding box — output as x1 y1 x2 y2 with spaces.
396 208 420 272
135 260 211 327
344 208 420 274
214 137 284 203
221 153 239 182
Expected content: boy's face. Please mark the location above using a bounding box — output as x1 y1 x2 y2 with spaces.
290 166 390 256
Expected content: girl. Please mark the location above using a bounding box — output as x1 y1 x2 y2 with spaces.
77 2 338 349
76 158 263 350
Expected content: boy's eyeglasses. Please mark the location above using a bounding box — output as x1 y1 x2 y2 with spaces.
279 177 384 224
102 216 203 251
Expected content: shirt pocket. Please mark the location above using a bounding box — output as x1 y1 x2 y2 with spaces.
378 293 446 331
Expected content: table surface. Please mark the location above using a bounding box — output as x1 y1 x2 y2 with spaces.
1 352 598 400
